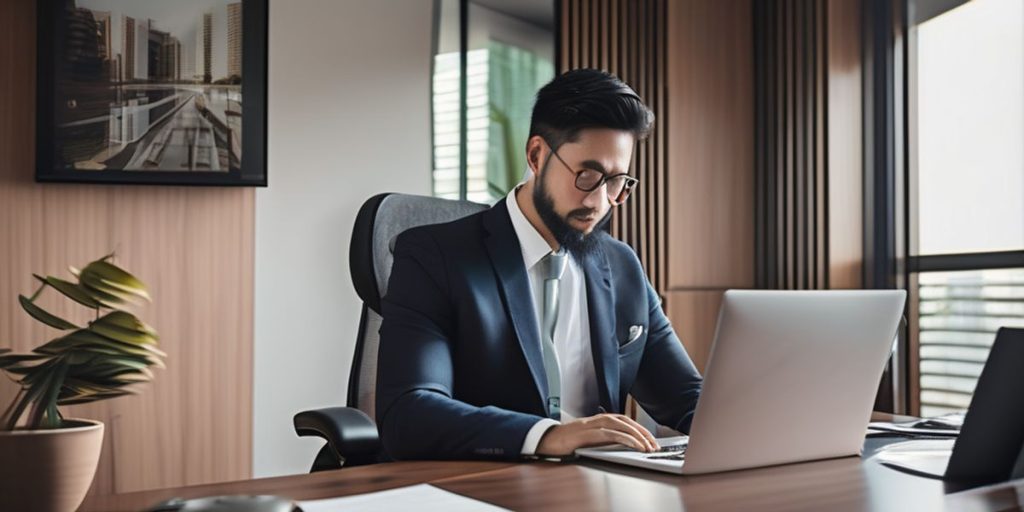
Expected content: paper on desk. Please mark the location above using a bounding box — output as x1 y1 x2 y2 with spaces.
866 422 959 437
866 411 963 437
297 483 509 512
869 438 955 478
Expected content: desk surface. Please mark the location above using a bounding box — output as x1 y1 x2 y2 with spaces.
80 461 511 511
81 450 1024 512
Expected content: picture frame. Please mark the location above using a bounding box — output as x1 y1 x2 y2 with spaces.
35 0 268 186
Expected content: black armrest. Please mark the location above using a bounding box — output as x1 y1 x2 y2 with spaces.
293 407 380 466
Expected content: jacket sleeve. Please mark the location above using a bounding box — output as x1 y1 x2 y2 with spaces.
629 281 704 433
375 228 544 460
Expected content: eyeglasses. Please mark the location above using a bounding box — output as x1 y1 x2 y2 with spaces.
546 143 639 206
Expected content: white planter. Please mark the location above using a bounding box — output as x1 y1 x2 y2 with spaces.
0 419 104 512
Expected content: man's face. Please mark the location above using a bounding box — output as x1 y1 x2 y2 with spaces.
532 128 635 258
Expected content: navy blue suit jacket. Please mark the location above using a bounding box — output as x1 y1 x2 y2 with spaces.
375 198 703 460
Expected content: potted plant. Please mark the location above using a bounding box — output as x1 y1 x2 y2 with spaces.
0 255 165 512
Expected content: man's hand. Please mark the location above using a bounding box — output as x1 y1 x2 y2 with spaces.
536 413 660 456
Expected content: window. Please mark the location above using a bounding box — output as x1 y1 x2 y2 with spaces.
431 0 556 204
915 268 1024 415
908 0 1024 416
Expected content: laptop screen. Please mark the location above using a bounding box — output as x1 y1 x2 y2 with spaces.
945 327 1024 483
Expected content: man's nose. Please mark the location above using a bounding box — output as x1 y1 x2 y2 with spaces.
580 183 607 209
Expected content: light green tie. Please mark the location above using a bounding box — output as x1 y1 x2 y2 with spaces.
540 250 567 420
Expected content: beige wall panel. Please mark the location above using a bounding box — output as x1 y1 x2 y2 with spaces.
0 0 253 496
664 290 726 374
827 0 864 289
666 0 755 290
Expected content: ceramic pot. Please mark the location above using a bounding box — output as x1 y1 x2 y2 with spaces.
0 419 104 512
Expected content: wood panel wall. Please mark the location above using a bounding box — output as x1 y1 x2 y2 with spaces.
826 0 864 290
754 0 828 290
663 0 755 372
560 0 670 295
559 0 754 373
561 0 865 374
754 0 864 292
0 0 253 496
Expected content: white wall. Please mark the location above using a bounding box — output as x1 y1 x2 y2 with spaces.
254 0 434 477
468 2 554 62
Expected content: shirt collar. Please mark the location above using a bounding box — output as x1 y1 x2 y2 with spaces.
505 185 555 271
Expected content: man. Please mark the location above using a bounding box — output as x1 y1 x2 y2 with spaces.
376 69 702 460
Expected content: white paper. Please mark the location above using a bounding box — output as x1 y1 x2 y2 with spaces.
297 483 509 512
866 412 964 437
866 422 959 437
869 438 955 478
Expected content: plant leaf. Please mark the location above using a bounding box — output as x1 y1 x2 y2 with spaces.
82 355 150 371
24 362 64 430
86 260 149 296
58 375 141 405
58 389 136 406
65 344 157 363
34 362 67 429
34 275 103 309
0 353 50 382
78 259 151 303
88 324 158 346
4 255 163 424
4 372 49 430
0 352 49 368
94 311 158 337
18 295 79 330
88 312 159 345
78 277 134 307
38 330 166 360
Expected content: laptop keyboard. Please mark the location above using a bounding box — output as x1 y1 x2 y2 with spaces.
645 443 688 460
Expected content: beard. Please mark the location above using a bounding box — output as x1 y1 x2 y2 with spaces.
533 166 612 262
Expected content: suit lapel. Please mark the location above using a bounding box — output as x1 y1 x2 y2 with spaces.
482 199 549 410
582 241 620 414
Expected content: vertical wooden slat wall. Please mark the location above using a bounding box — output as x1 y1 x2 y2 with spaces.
558 0 861 385
561 0 755 378
664 0 754 372
754 0 832 290
826 0 864 291
559 0 669 296
0 0 253 497
754 0 863 291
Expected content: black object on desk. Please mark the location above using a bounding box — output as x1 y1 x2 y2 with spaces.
944 327 1024 484
146 495 301 512
871 328 1024 485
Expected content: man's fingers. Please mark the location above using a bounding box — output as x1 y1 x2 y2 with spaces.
584 427 646 452
597 415 658 452
609 414 660 450
552 414 660 453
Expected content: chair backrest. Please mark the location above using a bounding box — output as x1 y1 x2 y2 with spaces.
347 193 489 421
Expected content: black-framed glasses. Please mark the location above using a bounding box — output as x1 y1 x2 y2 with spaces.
547 145 639 206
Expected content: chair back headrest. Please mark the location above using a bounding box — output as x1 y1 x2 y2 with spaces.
350 193 489 313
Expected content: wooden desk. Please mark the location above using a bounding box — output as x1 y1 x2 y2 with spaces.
80 453 1023 511
79 461 512 511
435 458 1024 511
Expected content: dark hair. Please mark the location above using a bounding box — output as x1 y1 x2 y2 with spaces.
529 69 654 149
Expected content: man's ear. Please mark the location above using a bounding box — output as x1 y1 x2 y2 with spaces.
525 135 546 175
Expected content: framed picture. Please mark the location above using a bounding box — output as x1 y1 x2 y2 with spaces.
35 0 268 186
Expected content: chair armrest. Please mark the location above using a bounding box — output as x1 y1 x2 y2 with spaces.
293 407 380 459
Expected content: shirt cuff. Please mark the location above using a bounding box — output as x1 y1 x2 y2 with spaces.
520 418 561 455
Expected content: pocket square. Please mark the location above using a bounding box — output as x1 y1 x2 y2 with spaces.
626 325 644 343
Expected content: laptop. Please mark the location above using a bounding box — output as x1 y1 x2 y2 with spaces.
871 327 1024 485
576 289 907 475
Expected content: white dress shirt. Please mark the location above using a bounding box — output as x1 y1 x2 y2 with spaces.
505 186 600 455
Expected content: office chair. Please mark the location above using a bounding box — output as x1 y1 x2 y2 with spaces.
293 193 489 472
